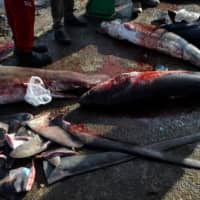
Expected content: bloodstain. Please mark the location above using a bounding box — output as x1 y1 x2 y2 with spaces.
68 123 100 136
136 70 184 83
99 55 151 76
138 71 165 82
98 55 133 77
124 22 168 58
98 55 153 77
125 22 158 34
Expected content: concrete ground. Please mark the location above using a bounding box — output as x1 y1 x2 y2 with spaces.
1 0 200 200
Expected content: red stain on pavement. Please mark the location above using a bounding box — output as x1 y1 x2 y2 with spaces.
98 55 133 76
98 55 152 77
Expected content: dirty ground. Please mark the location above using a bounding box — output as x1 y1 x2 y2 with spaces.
1 0 200 200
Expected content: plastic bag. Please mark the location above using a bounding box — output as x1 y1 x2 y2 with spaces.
24 76 52 107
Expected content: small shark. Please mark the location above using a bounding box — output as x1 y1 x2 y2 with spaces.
101 20 200 67
0 66 109 105
80 71 200 107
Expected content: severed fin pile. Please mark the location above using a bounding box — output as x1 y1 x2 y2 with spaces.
1 112 200 197
43 121 200 184
0 112 82 197
0 162 35 196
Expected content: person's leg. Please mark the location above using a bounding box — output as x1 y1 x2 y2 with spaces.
5 0 34 52
5 0 47 53
64 0 74 18
50 0 71 44
4 0 52 67
4 0 15 35
50 0 64 29
64 0 87 27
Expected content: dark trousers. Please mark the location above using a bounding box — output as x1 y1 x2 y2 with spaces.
4 0 35 52
50 0 74 29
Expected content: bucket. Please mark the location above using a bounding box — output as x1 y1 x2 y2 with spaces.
86 0 116 19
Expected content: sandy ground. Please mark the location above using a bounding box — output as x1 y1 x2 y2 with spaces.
1 0 200 200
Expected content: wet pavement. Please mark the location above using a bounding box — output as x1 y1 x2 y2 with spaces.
1 0 200 200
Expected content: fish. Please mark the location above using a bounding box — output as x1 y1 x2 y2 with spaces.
67 124 200 169
5 123 36 151
154 9 200 26
0 153 7 160
0 162 35 193
0 113 33 122
0 122 8 134
0 153 7 168
80 70 200 107
167 9 200 23
5 133 32 149
24 112 50 129
0 122 8 147
43 152 132 184
36 147 76 159
161 21 200 48
44 130 200 184
47 157 62 168
26 114 83 149
16 126 36 137
36 147 77 167
9 135 50 159
0 113 33 133
101 20 200 67
30 126 83 150
0 167 7 179
0 66 109 105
